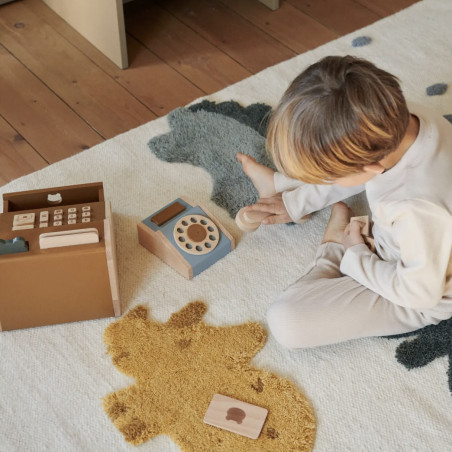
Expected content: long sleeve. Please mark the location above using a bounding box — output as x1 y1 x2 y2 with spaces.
274 172 364 221
340 199 452 309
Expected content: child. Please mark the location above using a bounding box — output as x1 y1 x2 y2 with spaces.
237 55 452 349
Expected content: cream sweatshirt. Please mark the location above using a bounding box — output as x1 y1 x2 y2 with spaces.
274 104 452 315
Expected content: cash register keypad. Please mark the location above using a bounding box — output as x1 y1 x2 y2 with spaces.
12 206 91 231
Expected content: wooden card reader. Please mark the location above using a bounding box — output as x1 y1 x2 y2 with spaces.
0 182 120 331
137 197 235 279
39 228 99 249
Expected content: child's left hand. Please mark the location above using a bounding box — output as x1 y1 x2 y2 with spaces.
342 220 365 250
244 194 292 225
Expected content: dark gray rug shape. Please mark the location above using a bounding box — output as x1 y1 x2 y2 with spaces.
426 83 448 96
351 36 372 47
148 101 275 217
188 100 271 137
387 317 452 395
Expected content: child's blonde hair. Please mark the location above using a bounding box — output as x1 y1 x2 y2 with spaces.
267 56 410 184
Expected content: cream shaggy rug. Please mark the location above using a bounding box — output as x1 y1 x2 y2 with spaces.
1 0 451 450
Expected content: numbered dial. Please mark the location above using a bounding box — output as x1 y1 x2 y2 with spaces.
173 215 219 255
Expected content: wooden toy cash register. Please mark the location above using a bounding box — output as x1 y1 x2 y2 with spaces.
0 182 120 331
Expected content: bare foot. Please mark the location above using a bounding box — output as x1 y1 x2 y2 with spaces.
237 153 276 198
322 202 353 244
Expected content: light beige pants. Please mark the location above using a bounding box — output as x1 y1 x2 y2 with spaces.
267 242 443 349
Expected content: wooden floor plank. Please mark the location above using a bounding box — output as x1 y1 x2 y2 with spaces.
354 0 419 16
0 45 103 164
116 37 206 113
124 0 251 94
25 0 205 116
0 0 156 139
157 0 296 73
220 0 338 54
0 115 48 186
288 0 382 35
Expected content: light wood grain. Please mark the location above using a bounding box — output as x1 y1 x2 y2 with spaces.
0 116 47 186
42 0 128 69
158 0 295 74
287 0 381 35
355 0 417 16
25 0 204 116
104 202 121 316
0 44 103 163
0 1 155 139
220 0 338 53
125 0 252 93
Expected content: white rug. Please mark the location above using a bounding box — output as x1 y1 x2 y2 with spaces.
1 0 451 450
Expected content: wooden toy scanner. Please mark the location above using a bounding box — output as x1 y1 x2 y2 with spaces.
137 197 235 279
0 182 120 331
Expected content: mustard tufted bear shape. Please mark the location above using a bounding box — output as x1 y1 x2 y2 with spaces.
103 301 316 451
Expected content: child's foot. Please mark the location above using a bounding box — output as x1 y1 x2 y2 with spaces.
237 153 276 199
322 202 352 244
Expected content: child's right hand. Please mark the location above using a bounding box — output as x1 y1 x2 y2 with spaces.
244 194 292 225
342 220 366 250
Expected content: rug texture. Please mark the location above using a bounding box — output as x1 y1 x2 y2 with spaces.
103 302 315 450
149 101 274 218
388 317 452 394
1 1 452 451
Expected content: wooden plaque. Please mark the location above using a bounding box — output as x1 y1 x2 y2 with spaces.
204 394 268 440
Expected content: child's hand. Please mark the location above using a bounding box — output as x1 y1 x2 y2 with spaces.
245 194 292 225
342 220 366 250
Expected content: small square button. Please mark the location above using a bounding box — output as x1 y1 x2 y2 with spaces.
68 207 77 214
68 213 77 219
82 206 91 212
54 209 63 215
39 222 48 228
81 218 90 223
54 214 63 221
13 213 35 227
40 211 49 222
82 211 91 218
53 221 63 226
68 219 76 225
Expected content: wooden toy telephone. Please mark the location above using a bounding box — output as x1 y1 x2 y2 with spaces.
137 198 235 279
0 182 120 331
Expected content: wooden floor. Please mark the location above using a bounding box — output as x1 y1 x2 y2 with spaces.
0 0 419 187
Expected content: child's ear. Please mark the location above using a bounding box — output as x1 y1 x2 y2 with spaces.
363 163 385 175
